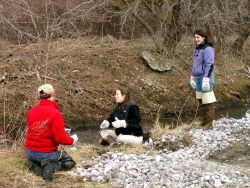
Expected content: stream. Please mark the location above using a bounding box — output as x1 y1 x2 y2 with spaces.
73 102 250 183
73 102 250 144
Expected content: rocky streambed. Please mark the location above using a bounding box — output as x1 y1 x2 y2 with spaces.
76 111 250 188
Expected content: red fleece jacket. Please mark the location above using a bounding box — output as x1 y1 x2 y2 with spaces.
24 99 74 152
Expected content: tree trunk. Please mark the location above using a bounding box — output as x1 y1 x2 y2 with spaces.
162 0 182 53
231 32 249 56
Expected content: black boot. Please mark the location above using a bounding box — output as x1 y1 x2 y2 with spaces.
99 139 109 146
143 131 152 142
105 135 117 145
59 151 76 171
41 160 56 182
25 160 43 177
201 103 215 129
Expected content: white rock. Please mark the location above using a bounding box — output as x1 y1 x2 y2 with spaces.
75 111 250 187
214 179 222 187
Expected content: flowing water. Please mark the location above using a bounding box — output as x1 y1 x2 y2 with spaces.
160 102 249 127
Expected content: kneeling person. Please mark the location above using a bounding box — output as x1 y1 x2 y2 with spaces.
24 84 78 181
100 88 143 145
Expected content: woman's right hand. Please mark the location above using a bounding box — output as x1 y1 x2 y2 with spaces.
190 76 196 89
100 120 110 129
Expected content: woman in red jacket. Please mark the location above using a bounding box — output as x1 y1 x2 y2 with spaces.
24 84 78 181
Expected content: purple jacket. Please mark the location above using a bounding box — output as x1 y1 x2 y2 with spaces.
191 43 214 77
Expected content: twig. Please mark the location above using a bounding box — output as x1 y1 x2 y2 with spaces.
3 88 6 139
41 75 56 80
176 92 192 126
35 68 41 81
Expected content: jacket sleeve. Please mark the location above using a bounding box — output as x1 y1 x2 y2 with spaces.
191 50 195 76
51 111 74 145
126 105 141 129
203 47 214 77
106 109 116 124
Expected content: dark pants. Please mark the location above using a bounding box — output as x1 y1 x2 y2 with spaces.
26 150 75 171
198 99 215 128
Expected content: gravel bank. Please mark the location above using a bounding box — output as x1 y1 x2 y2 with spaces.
77 111 250 188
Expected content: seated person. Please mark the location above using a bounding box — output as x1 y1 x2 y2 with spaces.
24 84 78 181
100 88 143 145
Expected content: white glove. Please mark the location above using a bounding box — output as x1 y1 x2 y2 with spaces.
100 120 110 129
112 120 127 128
202 77 210 92
190 76 196 89
70 134 78 144
65 128 71 133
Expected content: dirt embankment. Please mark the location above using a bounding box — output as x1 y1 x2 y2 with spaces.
0 36 249 133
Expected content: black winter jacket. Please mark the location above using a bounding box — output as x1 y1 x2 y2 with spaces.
107 101 143 137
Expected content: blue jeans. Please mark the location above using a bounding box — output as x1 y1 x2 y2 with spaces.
196 72 215 93
26 150 61 163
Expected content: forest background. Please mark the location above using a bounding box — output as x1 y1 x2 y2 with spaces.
0 0 249 141
0 0 249 187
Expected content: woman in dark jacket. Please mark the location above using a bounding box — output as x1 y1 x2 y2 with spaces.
100 88 143 145
190 29 216 128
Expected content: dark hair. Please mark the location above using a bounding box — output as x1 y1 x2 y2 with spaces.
39 90 51 99
116 88 130 111
194 29 214 47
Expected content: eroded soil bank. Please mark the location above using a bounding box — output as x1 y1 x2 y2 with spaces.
0 37 249 135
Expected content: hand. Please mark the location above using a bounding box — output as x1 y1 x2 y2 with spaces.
100 120 110 129
202 77 210 92
70 134 78 144
112 120 127 128
190 76 196 89
65 128 71 133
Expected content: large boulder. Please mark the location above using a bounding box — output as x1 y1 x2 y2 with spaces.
141 51 172 72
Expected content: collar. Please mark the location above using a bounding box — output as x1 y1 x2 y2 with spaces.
196 42 210 50
39 99 59 110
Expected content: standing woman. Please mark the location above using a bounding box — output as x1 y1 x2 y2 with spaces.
99 88 143 145
190 29 216 128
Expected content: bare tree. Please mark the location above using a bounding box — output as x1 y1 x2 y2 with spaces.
0 0 112 43
0 0 249 55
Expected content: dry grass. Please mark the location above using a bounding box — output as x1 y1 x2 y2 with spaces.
0 147 44 188
180 132 193 146
0 142 155 188
0 146 111 188
177 120 202 131
108 143 155 155
68 144 107 161
71 142 155 161
150 115 174 140
151 113 201 140
150 114 194 151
